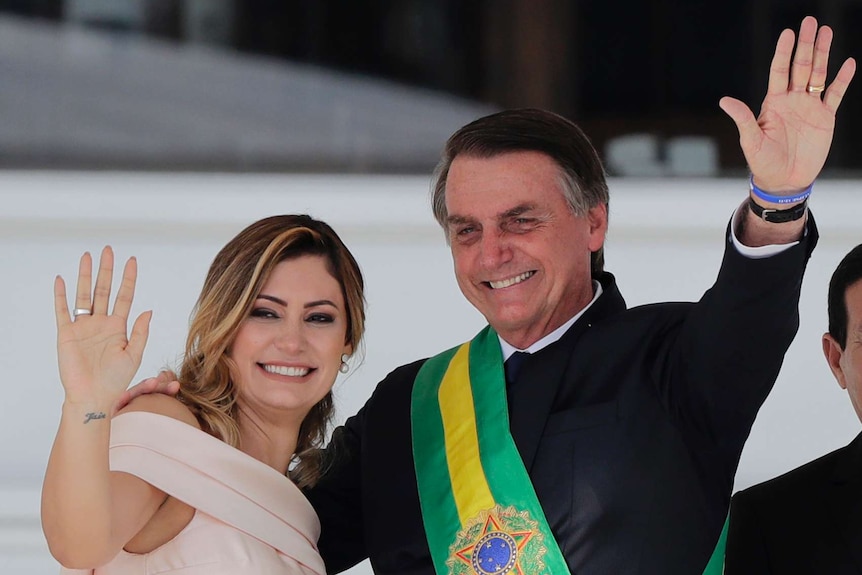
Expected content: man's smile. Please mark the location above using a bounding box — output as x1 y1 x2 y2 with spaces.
486 270 536 290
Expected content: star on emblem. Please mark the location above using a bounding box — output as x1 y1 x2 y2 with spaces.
454 513 534 575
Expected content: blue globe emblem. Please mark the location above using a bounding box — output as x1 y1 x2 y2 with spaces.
471 531 518 575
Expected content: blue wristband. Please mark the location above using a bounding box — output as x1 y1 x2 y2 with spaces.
749 175 813 204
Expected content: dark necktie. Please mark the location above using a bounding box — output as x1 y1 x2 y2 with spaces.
504 351 530 387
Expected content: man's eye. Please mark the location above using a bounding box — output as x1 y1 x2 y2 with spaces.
457 226 475 236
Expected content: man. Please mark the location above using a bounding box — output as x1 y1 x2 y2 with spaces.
725 244 862 574
126 16 854 575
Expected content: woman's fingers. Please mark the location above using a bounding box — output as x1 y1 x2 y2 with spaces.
66 247 142 323
92 246 114 315
74 251 93 314
54 275 72 328
112 257 138 321
126 310 152 365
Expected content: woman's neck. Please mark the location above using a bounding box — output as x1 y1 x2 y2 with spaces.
237 408 301 475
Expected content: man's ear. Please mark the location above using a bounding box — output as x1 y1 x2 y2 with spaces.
822 332 848 390
587 203 609 252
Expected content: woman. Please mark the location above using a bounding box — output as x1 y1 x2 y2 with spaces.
41 215 365 574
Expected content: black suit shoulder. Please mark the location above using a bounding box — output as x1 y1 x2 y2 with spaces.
735 445 847 507
726 434 862 575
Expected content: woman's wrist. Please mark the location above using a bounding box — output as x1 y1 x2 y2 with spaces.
61 396 116 421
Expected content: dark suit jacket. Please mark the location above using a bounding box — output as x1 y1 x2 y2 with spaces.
306 222 817 575
726 432 862 574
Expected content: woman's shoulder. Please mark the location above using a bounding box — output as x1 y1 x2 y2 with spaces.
116 394 201 430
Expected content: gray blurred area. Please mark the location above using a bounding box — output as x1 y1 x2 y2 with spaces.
0 13 494 172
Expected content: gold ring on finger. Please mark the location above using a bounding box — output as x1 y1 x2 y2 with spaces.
806 84 826 93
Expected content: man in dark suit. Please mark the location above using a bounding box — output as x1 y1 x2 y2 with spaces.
304 17 856 575
725 244 862 574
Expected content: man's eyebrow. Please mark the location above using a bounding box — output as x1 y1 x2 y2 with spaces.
502 204 538 218
446 215 475 227
447 204 539 226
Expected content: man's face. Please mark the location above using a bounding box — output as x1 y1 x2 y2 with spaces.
823 279 862 422
444 151 607 349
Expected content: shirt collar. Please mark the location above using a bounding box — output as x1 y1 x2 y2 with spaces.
499 280 603 361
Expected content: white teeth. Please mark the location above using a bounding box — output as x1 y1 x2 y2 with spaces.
262 364 310 377
489 271 535 289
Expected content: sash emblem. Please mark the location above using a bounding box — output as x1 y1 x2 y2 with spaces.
448 505 546 575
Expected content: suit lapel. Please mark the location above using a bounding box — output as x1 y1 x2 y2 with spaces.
508 273 626 472
827 432 862 572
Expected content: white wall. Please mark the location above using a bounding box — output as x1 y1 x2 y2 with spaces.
1 172 859 573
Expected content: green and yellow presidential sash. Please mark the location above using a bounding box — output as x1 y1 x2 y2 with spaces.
411 325 729 575
412 326 568 575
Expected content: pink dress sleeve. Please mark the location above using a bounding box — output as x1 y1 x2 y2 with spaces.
59 411 326 575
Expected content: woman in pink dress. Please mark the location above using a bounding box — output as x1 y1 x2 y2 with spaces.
41 215 365 574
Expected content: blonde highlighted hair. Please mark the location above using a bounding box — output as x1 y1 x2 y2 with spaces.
175 215 365 488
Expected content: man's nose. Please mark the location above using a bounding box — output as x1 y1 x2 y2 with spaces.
479 230 512 269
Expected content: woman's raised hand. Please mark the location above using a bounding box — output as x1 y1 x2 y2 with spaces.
54 246 152 410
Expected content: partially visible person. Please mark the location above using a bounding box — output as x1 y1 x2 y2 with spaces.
726 243 862 574
41 215 365 574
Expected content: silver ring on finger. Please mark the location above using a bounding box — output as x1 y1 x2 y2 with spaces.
806 84 826 94
72 307 92 319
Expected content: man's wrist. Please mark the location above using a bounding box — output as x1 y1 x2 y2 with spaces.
747 197 809 223
749 175 814 205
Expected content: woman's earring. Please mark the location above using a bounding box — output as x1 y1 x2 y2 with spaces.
339 353 350 374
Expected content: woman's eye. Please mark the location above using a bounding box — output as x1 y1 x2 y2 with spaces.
307 313 335 324
250 308 278 319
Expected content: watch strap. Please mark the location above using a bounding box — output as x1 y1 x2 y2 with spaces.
748 197 808 223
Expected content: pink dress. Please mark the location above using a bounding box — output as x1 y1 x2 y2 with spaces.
60 412 326 575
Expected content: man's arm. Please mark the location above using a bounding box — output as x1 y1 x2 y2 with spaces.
720 16 855 247
303 410 368 574
725 491 772 575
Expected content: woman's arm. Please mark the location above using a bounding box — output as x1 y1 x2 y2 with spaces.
41 247 157 568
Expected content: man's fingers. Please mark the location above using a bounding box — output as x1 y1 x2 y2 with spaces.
806 25 833 94
824 57 857 115
789 16 818 92
115 371 180 414
719 96 760 149
767 29 795 95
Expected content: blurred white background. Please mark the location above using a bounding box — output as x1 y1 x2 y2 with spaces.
1 173 859 573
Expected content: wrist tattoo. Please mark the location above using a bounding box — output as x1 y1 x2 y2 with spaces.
84 412 107 424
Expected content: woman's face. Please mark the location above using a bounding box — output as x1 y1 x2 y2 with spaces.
229 254 351 422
